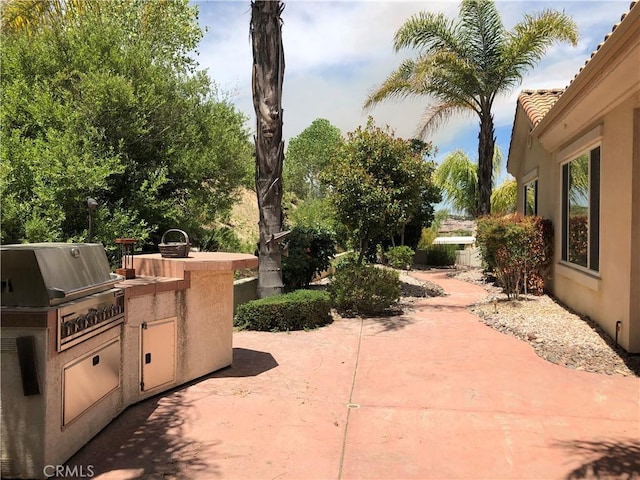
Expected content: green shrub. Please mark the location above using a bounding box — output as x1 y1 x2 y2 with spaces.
332 252 359 269
329 264 400 317
424 244 457 266
385 246 415 270
282 227 336 291
476 214 553 298
234 289 332 331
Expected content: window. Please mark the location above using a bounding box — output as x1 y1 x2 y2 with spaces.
523 179 537 215
561 146 600 271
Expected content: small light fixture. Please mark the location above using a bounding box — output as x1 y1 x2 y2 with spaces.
87 197 98 243
115 238 137 279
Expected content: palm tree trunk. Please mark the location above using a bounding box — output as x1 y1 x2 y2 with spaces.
477 108 495 216
251 0 285 298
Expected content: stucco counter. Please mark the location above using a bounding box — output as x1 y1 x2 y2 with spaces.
118 252 258 404
1 252 257 479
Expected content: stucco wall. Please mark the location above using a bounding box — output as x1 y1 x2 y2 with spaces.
554 103 635 351
1 329 47 478
1 325 124 479
234 277 258 314
631 108 640 351
183 270 234 379
2 253 254 479
517 99 639 352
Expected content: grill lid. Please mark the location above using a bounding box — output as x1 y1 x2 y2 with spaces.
1 243 121 307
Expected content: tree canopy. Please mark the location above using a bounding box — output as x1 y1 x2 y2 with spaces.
365 0 578 216
283 118 343 201
323 118 440 264
1 0 253 257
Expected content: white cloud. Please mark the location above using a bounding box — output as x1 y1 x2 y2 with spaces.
194 0 631 157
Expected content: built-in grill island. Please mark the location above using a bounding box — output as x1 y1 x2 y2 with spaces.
1 243 257 479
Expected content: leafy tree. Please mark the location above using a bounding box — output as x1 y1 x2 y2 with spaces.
250 0 286 298
1 0 253 257
324 118 440 264
284 118 343 201
287 197 336 230
365 0 578 216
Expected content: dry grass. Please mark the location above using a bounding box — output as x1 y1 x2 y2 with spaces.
228 187 259 249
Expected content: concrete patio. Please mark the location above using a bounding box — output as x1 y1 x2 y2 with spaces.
65 271 640 479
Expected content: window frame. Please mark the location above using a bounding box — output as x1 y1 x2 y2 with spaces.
560 145 600 273
523 179 538 216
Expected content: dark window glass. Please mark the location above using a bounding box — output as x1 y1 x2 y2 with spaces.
590 147 600 271
562 165 569 262
524 180 537 216
561 146 600 272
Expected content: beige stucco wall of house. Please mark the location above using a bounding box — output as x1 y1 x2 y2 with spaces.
512 96 640 352
631 108 640 352
550 102 636 352
509 3 640 352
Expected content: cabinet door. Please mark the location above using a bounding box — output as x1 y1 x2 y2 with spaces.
141 318 176 392
63 338 120 425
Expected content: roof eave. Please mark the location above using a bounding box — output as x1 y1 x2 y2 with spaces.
532 2 640 140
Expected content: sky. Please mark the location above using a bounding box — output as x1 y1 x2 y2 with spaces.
192 0 631 181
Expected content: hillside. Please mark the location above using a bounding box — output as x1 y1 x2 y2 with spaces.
228 187 259 250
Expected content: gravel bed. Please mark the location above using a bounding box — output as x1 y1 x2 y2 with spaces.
451 268 640 377
398 271 445 298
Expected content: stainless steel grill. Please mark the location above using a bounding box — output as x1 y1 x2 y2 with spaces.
1 243 124 351
56 288 124 351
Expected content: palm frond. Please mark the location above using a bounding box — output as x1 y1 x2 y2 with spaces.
1 0 50 33
364 51 480 112
491 178 517 214
363 59 418 109
420 51 482 111
1 0 98 35
393 11 463 56
459 0 505 79
492 144 503 181
434 150 478 216
496 9 578 94
416 102 472 140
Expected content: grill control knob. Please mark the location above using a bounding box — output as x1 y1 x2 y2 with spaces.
61 322 71 338
72 318 82 334
85 312 96 329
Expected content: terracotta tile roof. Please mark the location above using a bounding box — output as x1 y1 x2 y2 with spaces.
517 89 564 126
568 1 638 86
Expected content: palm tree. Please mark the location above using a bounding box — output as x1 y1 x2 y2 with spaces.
491 178 517 215
364 0 578 216
1 0 97 34
250 0 286 298
434 147 503 217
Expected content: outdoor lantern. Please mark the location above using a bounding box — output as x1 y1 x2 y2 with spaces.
87 197 98 243
115 238 137 279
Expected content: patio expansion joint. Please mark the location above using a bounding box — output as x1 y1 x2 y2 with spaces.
336 402 637 424
337 317 364 480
